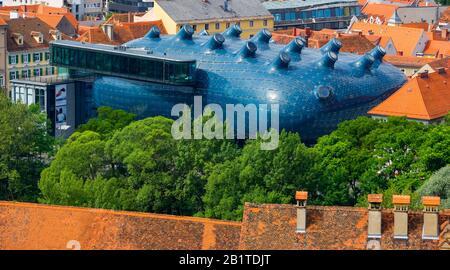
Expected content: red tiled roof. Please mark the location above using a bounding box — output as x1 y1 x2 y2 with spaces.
351 22 426 56
362 3 398 23
368 69 450 120
423 40 450 58
76 20 166 45
440 7 450 23
6 17 72 52
105 12 146 24
239 203 449 250
0 201 241 250
272 30 374 55
1 201 449 249
427 56 450 70
384 55 435 68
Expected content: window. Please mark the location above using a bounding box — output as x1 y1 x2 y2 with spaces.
249 21 254 27
51 45 196 85
226 22 230 28
192 25 197 31
204 23 209 31
263 20 268 27
215 23 220 30
45 52 50 61
9 71 17 80
0 75 4 87
33 68 41 77
35 88 46 111
274 14 281 22
22 70 30 78
33 53 41 62
22 53 30 64
27 87 33 105
9 55 18 65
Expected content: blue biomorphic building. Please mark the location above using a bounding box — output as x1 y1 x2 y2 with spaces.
50 24 406 142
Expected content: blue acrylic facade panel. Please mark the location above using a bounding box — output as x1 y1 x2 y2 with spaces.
90 26 406 142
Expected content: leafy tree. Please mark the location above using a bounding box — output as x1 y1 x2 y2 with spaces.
313 116 450 208
415 166 450 209
39 115 239 215
0 93 54 201
202 131 318 221
76 106 136 139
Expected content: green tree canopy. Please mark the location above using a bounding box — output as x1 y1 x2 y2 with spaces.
0 93 54 201
39 115 240 215
76 106 136 139
415 165 450 209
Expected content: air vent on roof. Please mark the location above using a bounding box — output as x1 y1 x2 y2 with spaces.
419 70 429 78
436 67 446 74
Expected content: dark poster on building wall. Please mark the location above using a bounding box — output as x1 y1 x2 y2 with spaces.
55 84 67 130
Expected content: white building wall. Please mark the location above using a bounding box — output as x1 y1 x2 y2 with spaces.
2 0 65 7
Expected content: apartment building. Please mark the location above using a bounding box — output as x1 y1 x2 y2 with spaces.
148 0 274 39
5 17 68 96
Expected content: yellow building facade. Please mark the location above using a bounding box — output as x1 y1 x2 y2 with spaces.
153 1 274 39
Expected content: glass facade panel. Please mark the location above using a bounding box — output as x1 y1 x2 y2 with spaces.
51 44 196 85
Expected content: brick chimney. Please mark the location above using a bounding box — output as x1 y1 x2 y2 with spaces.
305 27 312 37
368 194 383 239
393 195 410 240
422 196 440 240
442 29 448 40
295 191 307 233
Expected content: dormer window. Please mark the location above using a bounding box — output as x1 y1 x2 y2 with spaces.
31 31 44 44
12 33 23 46
49 30 62 41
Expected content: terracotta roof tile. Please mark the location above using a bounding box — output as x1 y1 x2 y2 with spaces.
384 55 435 67
424 40 450 58
427 57 450 70
368 69 450 120
6 17 72 52
440 7 450 23
0 17 7 26
351 22 426 56
239 203 449 250
76 20 167 45
0 201 241 250
272 30 374 54
362 3 398 23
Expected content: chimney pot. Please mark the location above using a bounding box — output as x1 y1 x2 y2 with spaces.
393 195 410 240
295 191 308 201
295 191 308 234
368 194 383 204
422 196 440 240
368 194 382 239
